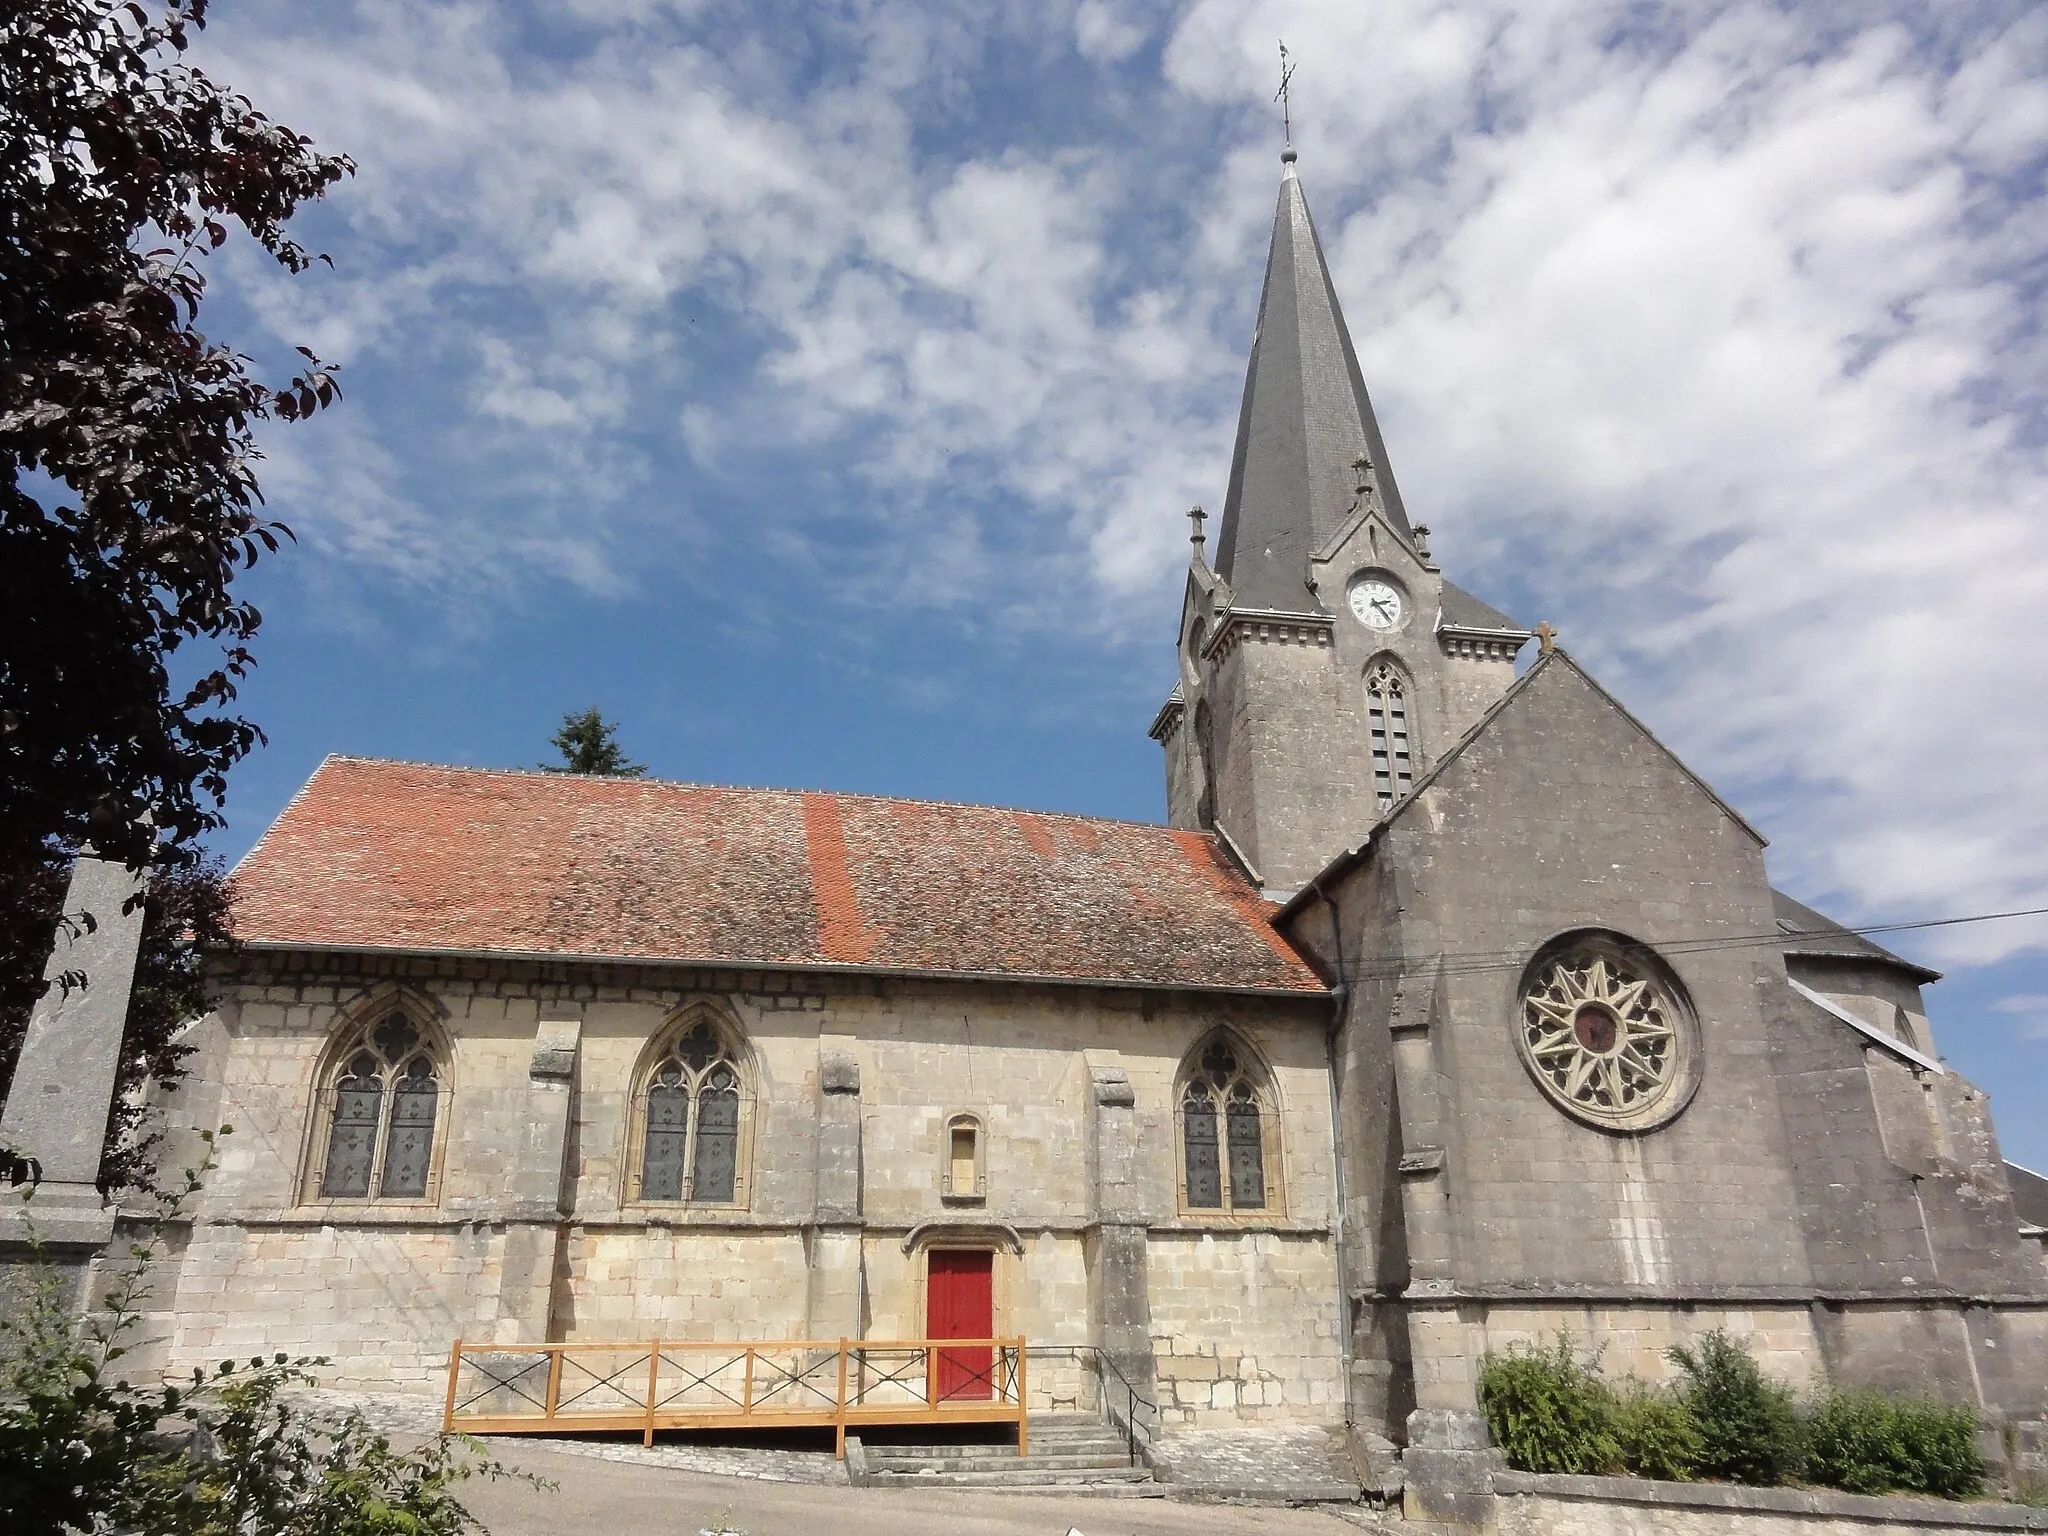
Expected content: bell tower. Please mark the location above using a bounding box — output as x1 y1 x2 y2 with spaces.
1150 151 1532 897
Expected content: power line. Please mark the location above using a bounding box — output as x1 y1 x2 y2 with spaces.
1316 902 2048 986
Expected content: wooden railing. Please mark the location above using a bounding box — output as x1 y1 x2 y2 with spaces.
442 1337 1028 1457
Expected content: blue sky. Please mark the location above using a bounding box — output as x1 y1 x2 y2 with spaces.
188 0 2048 1167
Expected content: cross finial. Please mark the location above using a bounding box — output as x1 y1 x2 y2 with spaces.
1535 621 1558 653
1188 504 1207 553
1275 41 1297 155
1351 453 1374 498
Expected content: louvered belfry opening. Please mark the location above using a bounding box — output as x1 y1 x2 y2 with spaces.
1366 661 1414 808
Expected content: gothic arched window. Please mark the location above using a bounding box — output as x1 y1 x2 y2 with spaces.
1365 661 1414 809
309 1010 447 1203
631 1016 753 1206
1177 1033 1279 1215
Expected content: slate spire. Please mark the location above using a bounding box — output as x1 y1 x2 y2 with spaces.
1214 152 1413 612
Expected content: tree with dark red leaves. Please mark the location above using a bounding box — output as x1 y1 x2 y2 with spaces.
0 0 352 1183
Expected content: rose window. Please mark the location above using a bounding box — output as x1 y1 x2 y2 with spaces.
1518 945 1697 1131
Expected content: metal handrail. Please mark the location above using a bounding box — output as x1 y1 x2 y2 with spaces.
1027 1343 1157 1466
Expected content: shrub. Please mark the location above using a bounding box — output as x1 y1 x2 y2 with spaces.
1481 1326 1988 1501
1804 1391 1900 1495
1805 1391 1983 1500
0 1131 545 1532
1891 1398 1985 1500
1612 1382 1702 1482
1478 1335 1621 1475
1667 1330 1804 1486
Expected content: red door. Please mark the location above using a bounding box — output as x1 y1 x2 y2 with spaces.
928 1249 994 1401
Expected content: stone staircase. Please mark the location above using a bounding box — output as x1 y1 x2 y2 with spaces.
853 1413 1159 1492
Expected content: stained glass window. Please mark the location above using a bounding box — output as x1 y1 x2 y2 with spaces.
642 1066 691 1201
1226 1086 1266 1209
314 1014 441 1203
637 1021 747 1205
1179 1035 1274 1213
380 1057 439 1198
1182 1087 1222 1208
692 1068 740 1203
320 1053 383 1197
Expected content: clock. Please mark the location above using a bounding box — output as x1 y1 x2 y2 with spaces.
1348 577 1404 631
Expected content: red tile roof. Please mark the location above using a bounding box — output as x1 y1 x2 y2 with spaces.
230 757 1326 995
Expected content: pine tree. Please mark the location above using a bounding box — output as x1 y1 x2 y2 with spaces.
542 709 646 777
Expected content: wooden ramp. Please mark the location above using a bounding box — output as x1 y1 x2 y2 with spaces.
442 1337 1028 1457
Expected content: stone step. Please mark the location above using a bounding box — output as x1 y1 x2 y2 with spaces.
866 1466 1159 1490
867 1452 1140 1475
865 1433 1130 1459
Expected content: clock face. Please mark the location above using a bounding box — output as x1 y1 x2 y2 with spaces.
1348 578 1404 631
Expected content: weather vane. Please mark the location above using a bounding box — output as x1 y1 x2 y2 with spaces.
1275 40 1296 150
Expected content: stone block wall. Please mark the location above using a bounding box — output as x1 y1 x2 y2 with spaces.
555 1227 809 1339
158 1221 513 1388
1146 1229 1343 1425
1377 668 1819 1295
1472 1301 1824 1392
1493 1474 2048 1536
142 952 1341 1422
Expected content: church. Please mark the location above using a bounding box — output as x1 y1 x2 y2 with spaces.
139 150 2048 1484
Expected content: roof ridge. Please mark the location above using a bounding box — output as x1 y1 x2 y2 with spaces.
316 753 1187 834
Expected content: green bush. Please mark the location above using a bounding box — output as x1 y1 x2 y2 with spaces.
1478 1335 1622 1475
0 1130 546 1532
1891 1398 1985 1500
1482 1327 1991 1501
1611 1382 1702 1482
1805 1391 1984 1499
1803 1391 1899 1495
1667 1330 1804 1486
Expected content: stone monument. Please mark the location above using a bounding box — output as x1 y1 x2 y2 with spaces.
0 854 148 1313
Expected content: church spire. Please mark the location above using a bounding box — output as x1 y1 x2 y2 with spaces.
1213 154 1413 613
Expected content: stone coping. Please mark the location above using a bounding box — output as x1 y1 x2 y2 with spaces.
137 1210 1337 1239
1494 1471 2048 1529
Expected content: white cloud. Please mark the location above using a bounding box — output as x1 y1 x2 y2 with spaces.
191 0 2048 964
1076 1 1148 64
1992 995 2048 1040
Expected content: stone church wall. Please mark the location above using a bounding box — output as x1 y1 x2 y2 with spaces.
1365 662 1814 1296
1286 656 2048 1450
1203 622 1368 894
1146 1229 1344 1424
1466 1302 1823 1392
1493 1474 2048 1536
160 1221 524 1388
556 1228 810 1340
137 953 1341 1423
